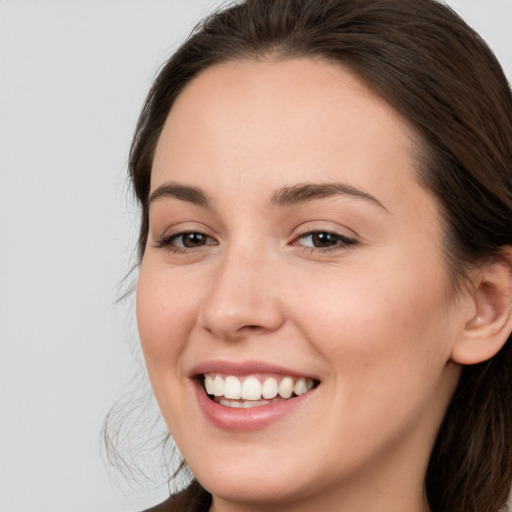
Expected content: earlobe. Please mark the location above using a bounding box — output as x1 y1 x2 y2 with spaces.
451 248 512 365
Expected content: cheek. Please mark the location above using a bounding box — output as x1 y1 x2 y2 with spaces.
292 268 457 452
291 256 455 392
135 263 206 433
136 263 197 368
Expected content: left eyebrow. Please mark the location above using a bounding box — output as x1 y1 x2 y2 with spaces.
270 182 388 212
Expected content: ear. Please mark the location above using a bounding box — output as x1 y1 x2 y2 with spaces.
451 247 512 365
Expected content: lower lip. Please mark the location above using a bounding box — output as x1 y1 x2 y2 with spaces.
193 380 316 432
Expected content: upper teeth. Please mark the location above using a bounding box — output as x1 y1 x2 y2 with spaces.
204 374 314 401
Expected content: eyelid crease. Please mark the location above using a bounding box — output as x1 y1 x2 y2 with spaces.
291 219 361 241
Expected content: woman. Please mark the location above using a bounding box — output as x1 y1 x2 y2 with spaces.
120 0 512 510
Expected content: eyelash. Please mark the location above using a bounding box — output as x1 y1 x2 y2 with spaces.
155 230 357 254
292 231 357 253
155 231 216 254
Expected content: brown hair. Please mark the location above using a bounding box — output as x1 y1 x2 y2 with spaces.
126 1 512 510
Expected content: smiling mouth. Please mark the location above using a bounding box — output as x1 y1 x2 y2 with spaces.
203 373 317 408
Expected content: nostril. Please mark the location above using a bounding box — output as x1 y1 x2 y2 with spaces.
239 325 266 334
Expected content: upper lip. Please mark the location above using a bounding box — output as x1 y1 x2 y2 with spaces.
189 359 319 381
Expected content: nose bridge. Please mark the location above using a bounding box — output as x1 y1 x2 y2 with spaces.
199 239 283 339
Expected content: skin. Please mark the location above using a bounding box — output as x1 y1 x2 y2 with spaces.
136 58 476 512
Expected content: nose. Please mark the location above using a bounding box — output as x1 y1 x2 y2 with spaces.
198 249 285 341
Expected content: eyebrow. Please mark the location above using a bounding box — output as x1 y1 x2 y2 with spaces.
270 183 388 211
148 181 387 212
148 182 210 206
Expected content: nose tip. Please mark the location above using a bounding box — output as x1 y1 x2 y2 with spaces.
198 265 284 341
200 297 284 341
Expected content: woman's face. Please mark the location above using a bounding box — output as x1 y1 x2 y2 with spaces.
137 58 466 510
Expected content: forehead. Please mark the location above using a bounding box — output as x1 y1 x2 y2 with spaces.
151 57 424 215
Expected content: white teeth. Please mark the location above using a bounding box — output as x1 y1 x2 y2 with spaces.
224 375 242 399
204 375 214 395
294 377 307 396
278 376 294 398
262 377 278 399
220 399 244 408
241 376 262 400
220 398 271 408
213 375 224 397
204 374 316 404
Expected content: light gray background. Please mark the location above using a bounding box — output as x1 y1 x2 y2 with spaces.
0 1 511 511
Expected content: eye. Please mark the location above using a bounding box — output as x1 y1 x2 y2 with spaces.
294 231 356 250
156 231 217 250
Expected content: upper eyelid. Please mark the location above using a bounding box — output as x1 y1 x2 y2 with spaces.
155 230 355 254
162 230 216 243
296 230 354 239
292 222 359 240
169 229 213 239
152 220 360 246
293 230 357 245
172 232 216 241
154 222 216 239
151 229 217 251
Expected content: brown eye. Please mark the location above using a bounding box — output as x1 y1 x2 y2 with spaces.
296 231 357 250
311 232 340 247
178 232 210 248
156 231 217 250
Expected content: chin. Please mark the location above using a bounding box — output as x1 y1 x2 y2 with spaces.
193 465 313 507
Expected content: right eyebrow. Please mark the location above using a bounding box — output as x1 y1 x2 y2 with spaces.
148 182 210 207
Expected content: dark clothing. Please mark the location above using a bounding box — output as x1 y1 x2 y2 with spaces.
143 496 174 512
142 481 212 512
